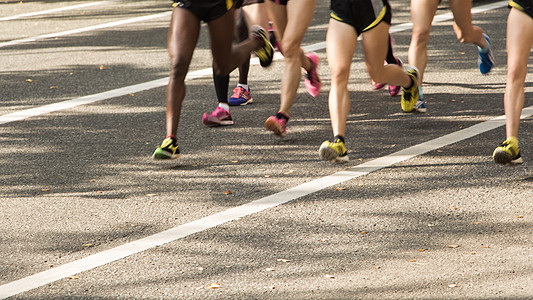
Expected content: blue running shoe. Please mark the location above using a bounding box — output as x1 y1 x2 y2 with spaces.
478 34 494 75
228 86 253 106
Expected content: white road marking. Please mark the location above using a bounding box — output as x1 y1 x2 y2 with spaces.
1 105 531 299
0 1 514 298
0 11 171 49
0 1 508 125
0 1 116 22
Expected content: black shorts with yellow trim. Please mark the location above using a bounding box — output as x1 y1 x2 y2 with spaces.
172 0 235 22
509 0 533 19
330 0 391 35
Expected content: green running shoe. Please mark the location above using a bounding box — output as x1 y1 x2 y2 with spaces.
319 139 349 163
493 137 522 165
401 66 420 113
153 136 180 159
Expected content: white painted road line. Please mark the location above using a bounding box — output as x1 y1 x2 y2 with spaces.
0 68 217 125
0 0 509 125
0 1 116 22
0 11 171 49
1 105 531 299
0 78 166 125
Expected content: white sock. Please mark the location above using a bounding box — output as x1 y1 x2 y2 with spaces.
237 83 249 90
478 36 490 54
218 102 230 112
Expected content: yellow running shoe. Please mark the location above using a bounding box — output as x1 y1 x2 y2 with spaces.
493 137 522 165
153 136 180 159
319 139 349 163
401 66 420 113
251 25 274 68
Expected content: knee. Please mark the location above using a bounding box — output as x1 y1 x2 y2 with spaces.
507 61 528 83
412 28 431 46
280 39 301 60
169 56 189 81
213 61 232 76
330 65 350 85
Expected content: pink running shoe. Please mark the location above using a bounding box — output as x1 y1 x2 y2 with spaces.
264 115 287 137
202 106 234 126
304 52 321 98
371 80 386 90
388 58 403 97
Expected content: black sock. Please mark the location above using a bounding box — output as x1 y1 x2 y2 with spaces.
276 112 289 121
333 135 345 143
213 70 229 103
385 35 397 65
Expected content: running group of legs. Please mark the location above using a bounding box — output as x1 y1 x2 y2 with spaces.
153 0 530 166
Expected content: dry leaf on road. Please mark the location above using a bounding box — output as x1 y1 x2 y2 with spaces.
206 282 220 289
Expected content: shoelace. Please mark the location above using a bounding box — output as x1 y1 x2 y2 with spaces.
232 87 245 98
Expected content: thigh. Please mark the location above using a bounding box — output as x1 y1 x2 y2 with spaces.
242 2 269 30
410 0 439 32
507 7 533 70
266 0 288 39
361 21 390 72
207 9 236 69
326 19 357 75
283 0 316 45
167 7 201 66
449 0 473 32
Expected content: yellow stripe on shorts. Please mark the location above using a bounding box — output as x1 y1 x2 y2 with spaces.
330 11 343 22
363 5 387 32
508 0 525 11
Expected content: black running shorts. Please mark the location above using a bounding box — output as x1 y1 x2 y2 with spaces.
172 0 235 22
509 0 533 19
235 0 265 8
269 0 289 5
330 0 392 35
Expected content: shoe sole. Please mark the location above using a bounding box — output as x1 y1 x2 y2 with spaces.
401 101 416 113
202 116 234 127
319 145 349 163
228 98 253 106
152 150 179 160
493 150 523 165
264 118 286 137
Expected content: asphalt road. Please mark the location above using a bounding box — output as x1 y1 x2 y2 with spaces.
0 0 532 299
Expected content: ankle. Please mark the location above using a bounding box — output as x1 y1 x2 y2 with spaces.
276 112 289 121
